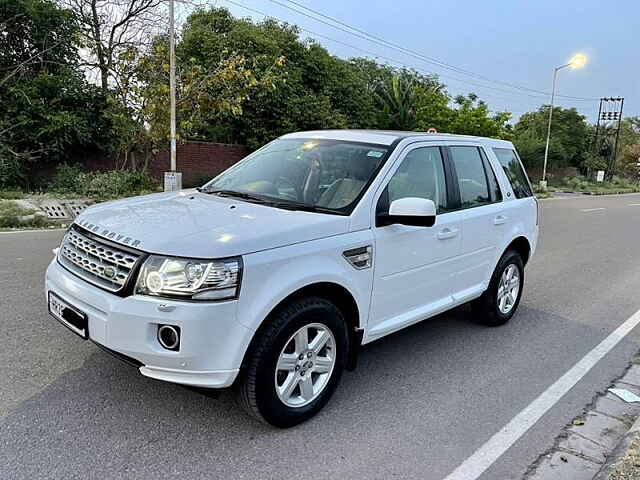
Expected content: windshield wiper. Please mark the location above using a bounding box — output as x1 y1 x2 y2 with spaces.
266 200 341 215
202 189 267 203
201 188 340 214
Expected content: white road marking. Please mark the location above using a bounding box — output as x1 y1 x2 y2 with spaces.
628 203 640 207
444 308 640 480
581 208 606 212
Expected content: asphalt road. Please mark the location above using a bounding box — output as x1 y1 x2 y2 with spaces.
2 194 640 480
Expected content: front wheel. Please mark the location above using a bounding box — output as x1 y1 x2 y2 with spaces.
471 250 524 326
235 297 348 428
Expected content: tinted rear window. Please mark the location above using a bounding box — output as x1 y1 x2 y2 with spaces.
450 146 491 209
492 148 533 199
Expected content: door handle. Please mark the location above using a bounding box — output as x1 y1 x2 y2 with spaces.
437 227 459 240
494 215 507 225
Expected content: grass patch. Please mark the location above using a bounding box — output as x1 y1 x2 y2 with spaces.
0 200 34 217
608 435 640 480
48 164 161 201
555 176 640 195
535 191 553 199
0 200 49 229
0 190 25 200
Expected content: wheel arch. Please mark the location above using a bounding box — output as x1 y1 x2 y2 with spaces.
237 282 363 382
505 235 531 266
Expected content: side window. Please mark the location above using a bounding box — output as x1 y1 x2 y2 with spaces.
378 146 448 215
492 148 533 199
480 149 503 202
450 146 491 209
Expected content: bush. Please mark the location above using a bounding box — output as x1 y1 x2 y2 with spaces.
84 170 158 198
0 200 49 229
559 175 640 194
49 164 87 193
49 164 159 199
0 200 34 217
0 190 25 200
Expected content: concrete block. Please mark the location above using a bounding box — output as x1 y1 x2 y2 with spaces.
619 365 640 388
61 200 89 218
593 393 640 426
558 432 608 463
528 451 600 480
40 200 69 219
568 411 628 450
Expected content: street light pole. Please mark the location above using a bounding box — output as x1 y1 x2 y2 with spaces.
540 54 587 190
165 0 182 191
169 0 176 172
541 65 565 189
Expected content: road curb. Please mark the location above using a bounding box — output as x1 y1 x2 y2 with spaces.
592 415 640 480
539 191 640 201
0 227 67 234
524 360 640 479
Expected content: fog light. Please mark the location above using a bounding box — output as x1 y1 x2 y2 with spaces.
157 324 180 351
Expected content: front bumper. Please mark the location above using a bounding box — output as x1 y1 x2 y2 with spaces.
45 259 253 388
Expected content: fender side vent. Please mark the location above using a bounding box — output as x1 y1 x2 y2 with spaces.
343 246 373 270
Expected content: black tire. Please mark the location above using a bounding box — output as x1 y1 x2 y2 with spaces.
235 296 348 428
471 250 524 326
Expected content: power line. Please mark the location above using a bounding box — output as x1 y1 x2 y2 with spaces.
222 0 597 115
269 0 598 102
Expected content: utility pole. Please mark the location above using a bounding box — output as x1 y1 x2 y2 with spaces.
164 0 182 191
608 97 625 178
592 98 624 180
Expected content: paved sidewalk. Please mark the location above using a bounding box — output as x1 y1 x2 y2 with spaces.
526 359 640 479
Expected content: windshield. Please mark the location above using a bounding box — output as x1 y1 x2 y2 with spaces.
201 138 391 214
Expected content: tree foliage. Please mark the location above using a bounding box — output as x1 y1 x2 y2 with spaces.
511 106 590 169
0 0 112 188
4 2 612 189
61 0 163 91
617 117 640 178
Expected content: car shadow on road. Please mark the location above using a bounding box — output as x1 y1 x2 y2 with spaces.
0 304 619 479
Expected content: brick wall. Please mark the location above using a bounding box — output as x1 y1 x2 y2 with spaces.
83 141 250 186
526 167 579 182
151 142 250 186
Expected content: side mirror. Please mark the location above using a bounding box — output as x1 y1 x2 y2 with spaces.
378 197 437 227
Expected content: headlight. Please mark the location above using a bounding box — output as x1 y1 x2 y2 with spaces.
135 255 241 301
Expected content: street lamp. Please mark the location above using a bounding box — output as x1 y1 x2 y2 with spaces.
164 0 182 192
540 54 587 189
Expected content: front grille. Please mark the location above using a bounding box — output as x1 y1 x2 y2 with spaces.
58 227 142 293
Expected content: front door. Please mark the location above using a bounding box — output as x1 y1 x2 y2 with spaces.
368 144 463 340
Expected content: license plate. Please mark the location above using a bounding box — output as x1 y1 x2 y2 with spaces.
48 292 88 339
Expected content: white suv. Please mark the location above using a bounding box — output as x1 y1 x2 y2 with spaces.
46 130 538 427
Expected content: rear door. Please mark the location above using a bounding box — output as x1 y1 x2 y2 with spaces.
490 146 538 250
445 145 507 300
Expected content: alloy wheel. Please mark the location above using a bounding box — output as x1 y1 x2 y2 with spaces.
274 323 336 408
497 264 520 314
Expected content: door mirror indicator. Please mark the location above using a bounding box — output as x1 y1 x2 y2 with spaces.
378 197 437 227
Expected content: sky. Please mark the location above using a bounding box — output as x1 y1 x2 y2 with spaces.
212 0 638 124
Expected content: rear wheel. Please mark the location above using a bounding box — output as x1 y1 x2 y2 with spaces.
472 250 524 326
235 296 348 428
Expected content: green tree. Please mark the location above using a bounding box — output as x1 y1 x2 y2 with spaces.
374 72 418 130
416 91 511 138
137 33 282 150
171 7 388 148
448 94 511 138
512 106 589 169
0 0 112 188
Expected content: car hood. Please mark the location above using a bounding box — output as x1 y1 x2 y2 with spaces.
74 190 350 258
